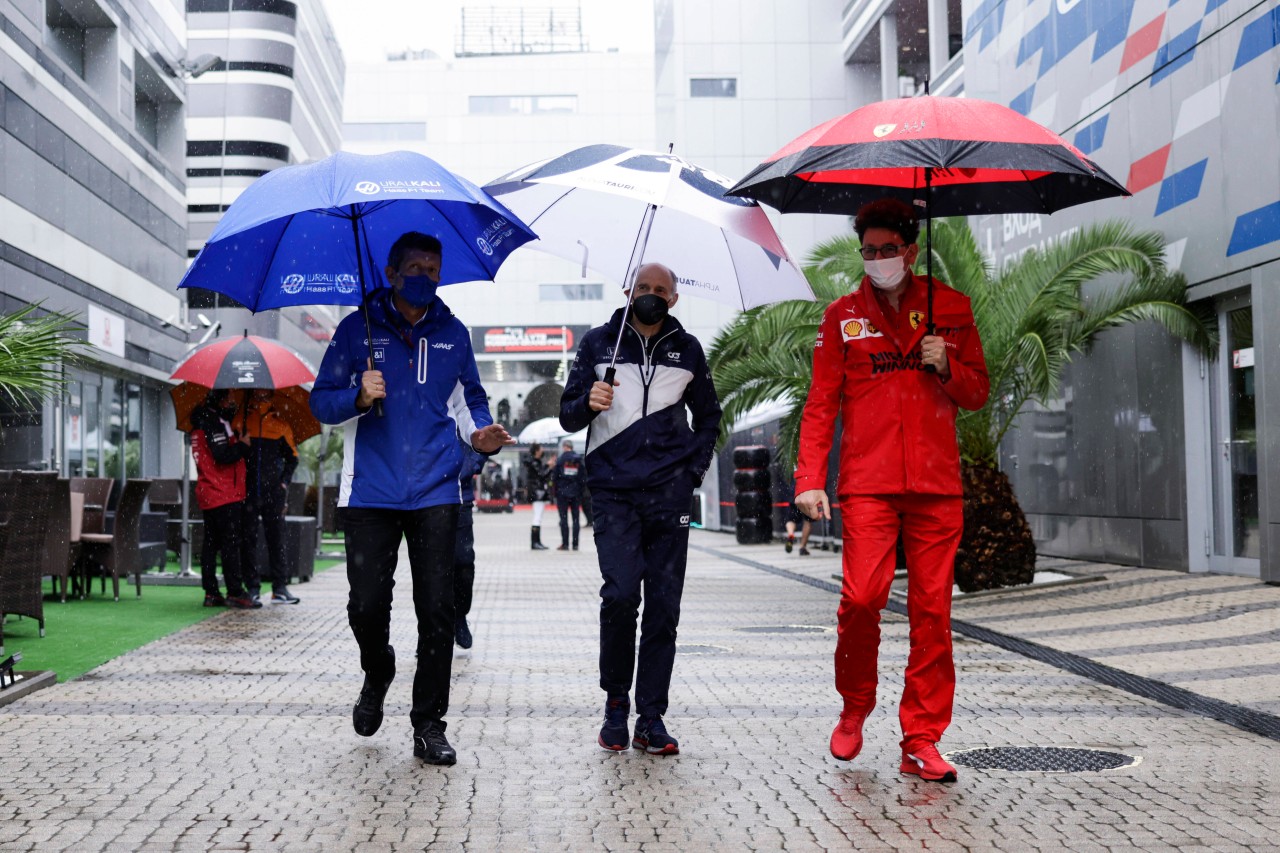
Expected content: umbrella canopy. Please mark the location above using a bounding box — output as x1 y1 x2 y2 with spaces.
170 333 315 390
177 150 537 311
517 416 586 448
728 96 1129 216
486 144 813 310
169 383 322 444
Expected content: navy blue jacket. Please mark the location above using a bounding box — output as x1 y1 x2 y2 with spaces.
310 290 492 509
560 308 721 491
553 450 584 499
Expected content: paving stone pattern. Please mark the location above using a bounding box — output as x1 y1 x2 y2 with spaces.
2 512 1278 851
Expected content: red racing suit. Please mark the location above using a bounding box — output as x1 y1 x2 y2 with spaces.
795 272 988 750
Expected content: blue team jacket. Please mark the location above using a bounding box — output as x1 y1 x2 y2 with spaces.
560 308 722 491
310 289 493 509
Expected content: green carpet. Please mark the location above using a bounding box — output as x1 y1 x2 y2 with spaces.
3 557 346 683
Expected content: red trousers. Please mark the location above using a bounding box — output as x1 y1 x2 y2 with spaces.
835 493 962 750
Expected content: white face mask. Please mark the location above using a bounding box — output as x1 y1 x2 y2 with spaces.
864 257 908 289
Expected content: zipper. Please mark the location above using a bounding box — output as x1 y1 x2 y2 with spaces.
627 324 679 416
418 335 429 384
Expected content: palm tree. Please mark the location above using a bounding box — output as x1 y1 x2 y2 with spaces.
0 303 88 408
708 220 1215 591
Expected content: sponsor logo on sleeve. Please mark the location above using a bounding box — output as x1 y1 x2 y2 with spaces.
841 319 884 341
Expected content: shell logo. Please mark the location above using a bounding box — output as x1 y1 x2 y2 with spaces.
843 319 863 339
872 124 896 138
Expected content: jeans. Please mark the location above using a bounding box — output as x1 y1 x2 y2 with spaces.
340 504 459 730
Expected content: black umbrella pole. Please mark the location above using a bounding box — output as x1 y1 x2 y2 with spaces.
923 169 937 374
605 200 660 384
352 215 384 417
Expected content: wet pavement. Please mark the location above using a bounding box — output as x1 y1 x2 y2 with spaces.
2 509 1278 851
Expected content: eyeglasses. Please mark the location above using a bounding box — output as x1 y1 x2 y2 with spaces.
859 243 908 260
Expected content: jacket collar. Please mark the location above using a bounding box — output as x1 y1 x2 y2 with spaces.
368 287 454 334
604 305 686 340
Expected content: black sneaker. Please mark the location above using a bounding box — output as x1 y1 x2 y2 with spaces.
413 721 457 765
454 618 473 649
598 695 630 752
353 647 395 737
226 595 263 609
271 588 301 604
633 715 679 755
203 593 226 607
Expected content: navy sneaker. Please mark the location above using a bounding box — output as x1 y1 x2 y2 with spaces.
413 721 457 765
454 618 473 649
632 715 679 755
271 588 301 604
598 696 630 751
226 595 262 610
352 646 395 737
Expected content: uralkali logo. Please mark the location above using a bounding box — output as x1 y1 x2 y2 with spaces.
281 274 305 295
335 274 358 295
477 217 514 255
476 236 494 256
354 178 444 196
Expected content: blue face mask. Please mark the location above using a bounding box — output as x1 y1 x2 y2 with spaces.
397 274 438 308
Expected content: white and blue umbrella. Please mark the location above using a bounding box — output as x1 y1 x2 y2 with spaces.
180 150 537 310
485 144 814 311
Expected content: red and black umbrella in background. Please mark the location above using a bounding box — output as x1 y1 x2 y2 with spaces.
729 95 1131 339
170 332 315 390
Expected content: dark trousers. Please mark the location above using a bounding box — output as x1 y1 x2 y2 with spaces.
453 502 475 620
591 479 693 719
239 498 288 594
202 502 246 598
557 496 581 547
340 504 459 730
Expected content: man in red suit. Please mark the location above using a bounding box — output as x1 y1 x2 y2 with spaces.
794 199 989 783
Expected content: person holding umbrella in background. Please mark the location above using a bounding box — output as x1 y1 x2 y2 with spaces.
237 388 301 605
310 231 514 767
560 262 722 756
794 199 989 782
523 443 554 550
190 388 258 610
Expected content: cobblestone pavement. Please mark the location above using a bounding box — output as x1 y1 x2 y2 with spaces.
2 511 1279 851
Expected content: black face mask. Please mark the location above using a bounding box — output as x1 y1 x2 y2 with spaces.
631 293 670 326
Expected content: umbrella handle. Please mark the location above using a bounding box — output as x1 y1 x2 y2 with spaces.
368 356 384 418
603 366 616 386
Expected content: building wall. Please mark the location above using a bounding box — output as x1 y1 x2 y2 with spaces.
1 0 191 476
184 0 344 371
961 0 1280 579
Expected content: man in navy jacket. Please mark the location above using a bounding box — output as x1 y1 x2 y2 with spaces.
560 262 722 756
310 231 512 766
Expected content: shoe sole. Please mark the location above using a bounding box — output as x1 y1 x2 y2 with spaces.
899 760 957 783
271 598 300 605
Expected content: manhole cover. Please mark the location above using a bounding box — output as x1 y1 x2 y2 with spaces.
677 644 732 655
736 625 831 634
948 746 1140 773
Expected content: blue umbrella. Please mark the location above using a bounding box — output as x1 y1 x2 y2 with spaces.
177 150 536 416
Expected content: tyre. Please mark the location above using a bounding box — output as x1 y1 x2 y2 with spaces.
732 445 770 469
734 490 771 517
735 517 772 545
732 468 771 491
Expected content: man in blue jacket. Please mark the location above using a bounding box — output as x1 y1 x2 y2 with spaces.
560 262 722 756
310 231 512 766
552 439 584 551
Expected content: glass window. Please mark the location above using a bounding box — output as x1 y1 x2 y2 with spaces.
342 122 427 142
690 78 737 98
104 377 124 485
469 95 578 115
539 283 603 301
65 380 84 477
83 382 100 477
125 382 142 479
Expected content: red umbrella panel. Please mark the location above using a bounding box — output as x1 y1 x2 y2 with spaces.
729 96 1129 217
169 333 316 390
169 382 322 444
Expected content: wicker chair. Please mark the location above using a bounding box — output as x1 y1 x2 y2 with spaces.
0 469 15 526
79 479 152 601
70 476 114 535
42 478 84 603
0 471 58 652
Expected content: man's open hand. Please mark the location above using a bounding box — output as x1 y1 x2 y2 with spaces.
471 424 516 453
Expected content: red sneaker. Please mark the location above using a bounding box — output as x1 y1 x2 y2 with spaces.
829 711 866 760
900 744 958 782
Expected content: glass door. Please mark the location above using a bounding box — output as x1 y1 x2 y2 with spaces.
1208 297 1260 576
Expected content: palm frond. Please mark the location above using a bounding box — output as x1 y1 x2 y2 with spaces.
0 303 88 408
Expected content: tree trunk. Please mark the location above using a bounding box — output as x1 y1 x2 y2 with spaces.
955 462 1036 592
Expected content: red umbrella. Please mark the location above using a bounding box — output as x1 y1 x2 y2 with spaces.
729 96 1129 217
729 96 1130 350
169 382 322 443
170 332 316 390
